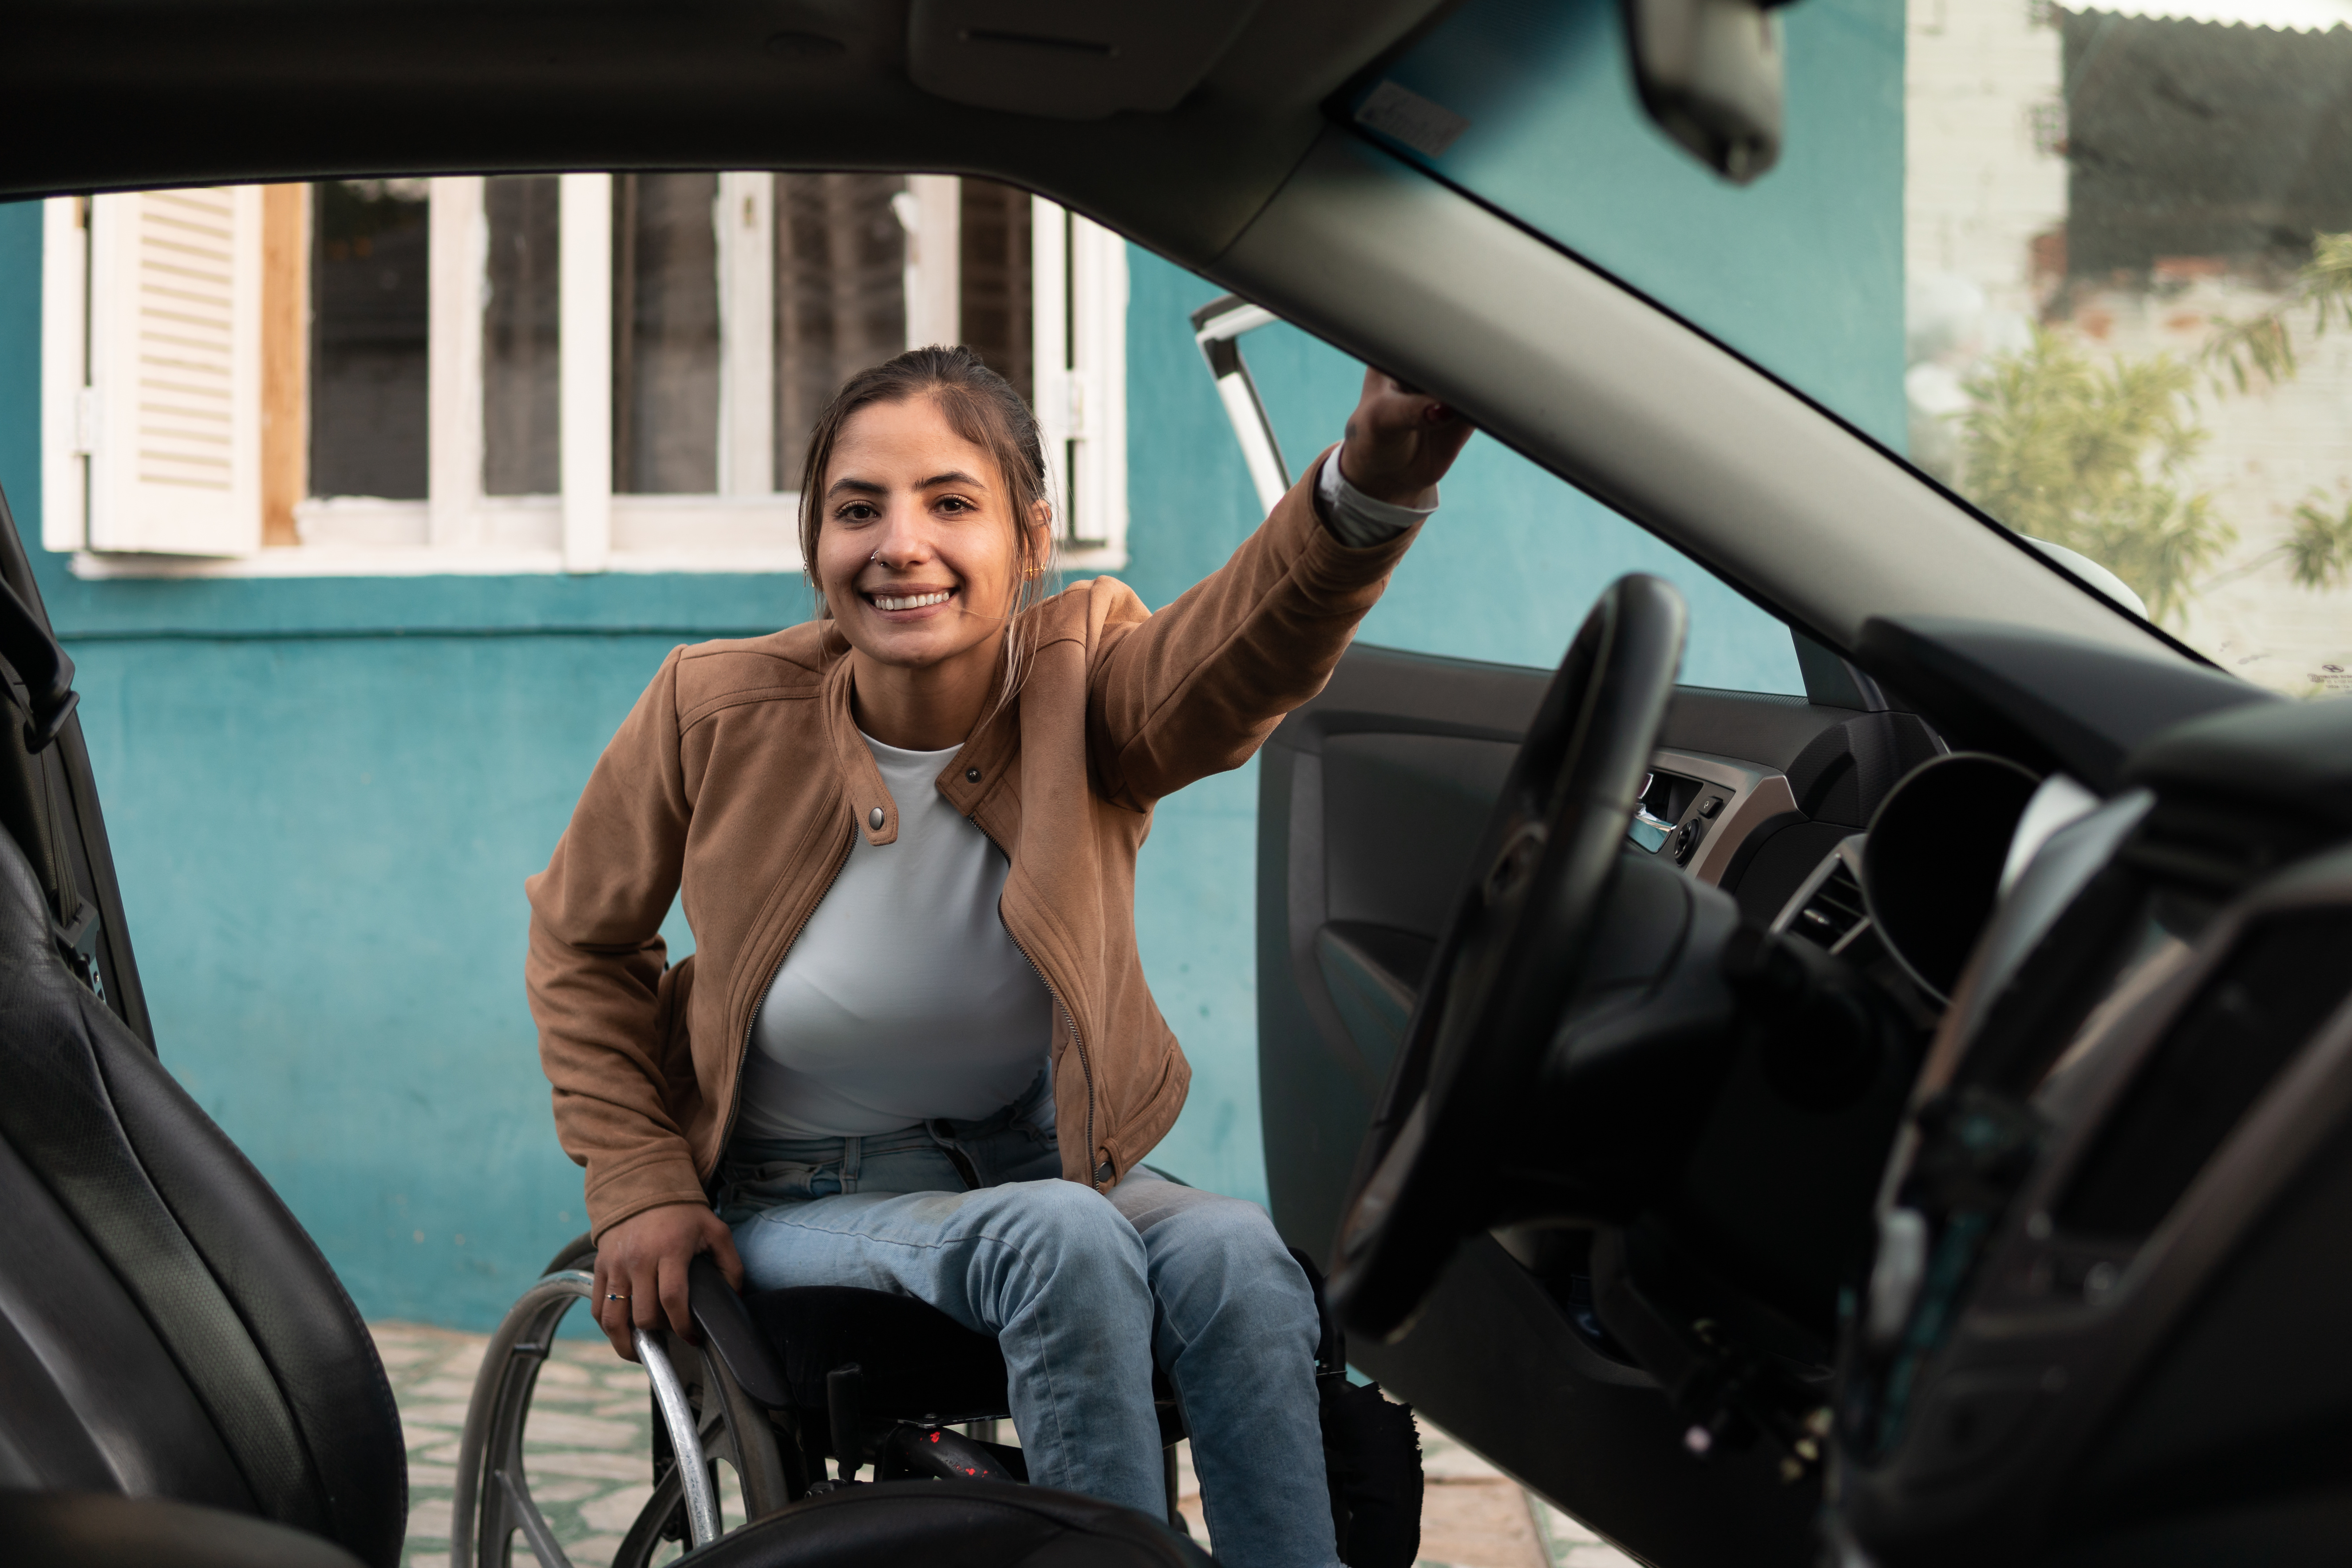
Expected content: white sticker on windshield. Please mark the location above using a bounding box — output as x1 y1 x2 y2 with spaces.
1354 80 1471 159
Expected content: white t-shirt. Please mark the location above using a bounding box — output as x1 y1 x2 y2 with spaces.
730 453 1431 1142
732 733 1054 1140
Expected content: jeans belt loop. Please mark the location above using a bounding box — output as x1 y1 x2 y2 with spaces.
841 1135 861 1193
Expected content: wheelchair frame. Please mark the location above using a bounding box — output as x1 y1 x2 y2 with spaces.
447 1251 1190 1568
448 1228 1375 1568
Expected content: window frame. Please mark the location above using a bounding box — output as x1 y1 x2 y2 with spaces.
42 174 1129 580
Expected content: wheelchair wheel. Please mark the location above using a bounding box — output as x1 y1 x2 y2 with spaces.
450 1262 799 1568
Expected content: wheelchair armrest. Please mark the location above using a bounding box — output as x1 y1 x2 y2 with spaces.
688 1254 796 1410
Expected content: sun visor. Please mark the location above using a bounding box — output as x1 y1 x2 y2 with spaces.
906 0 1263 119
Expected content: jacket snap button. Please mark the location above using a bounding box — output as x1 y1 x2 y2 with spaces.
868 807 885 830
965 767 981 783
1095 1160 1115 1185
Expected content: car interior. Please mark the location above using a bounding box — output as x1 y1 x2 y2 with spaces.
7 2 2352 1566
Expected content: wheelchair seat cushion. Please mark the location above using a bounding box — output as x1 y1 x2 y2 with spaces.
692 1480 1213 1568
750 1287 1010 1418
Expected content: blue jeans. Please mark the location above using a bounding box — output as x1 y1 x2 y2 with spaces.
716 1079 1339 1568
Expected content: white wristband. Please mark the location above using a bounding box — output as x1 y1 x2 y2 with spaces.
1316 450 1437 547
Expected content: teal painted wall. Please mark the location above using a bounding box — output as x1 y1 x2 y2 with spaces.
0 0 1890 1330
1359 0 1909 449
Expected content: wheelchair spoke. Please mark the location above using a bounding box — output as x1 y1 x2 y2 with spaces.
493 1466 575 1568
453 1269 594 1568
610 1466 686 1568
457 1262 795 1565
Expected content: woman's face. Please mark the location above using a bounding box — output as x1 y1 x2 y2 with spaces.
815 394 1038 675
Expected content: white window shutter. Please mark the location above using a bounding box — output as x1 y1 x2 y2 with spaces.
40 197 91 553
1032 200 1128 561
85 186 265 555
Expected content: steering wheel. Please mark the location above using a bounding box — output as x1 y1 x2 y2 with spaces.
1326 573 1688 1341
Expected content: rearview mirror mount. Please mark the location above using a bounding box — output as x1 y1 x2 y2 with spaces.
1622 0 1787 183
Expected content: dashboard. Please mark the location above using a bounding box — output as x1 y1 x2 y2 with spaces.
1614 654 2352 1565
1261 624 2352 1568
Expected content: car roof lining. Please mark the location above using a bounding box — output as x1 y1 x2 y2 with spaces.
0 0 1441 265
0 0 2190 679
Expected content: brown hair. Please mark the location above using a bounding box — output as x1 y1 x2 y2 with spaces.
797 346 1059 709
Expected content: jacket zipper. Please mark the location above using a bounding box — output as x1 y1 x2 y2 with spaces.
972 817 1103 1191
713 823 856 1163
1004 915 1102 1190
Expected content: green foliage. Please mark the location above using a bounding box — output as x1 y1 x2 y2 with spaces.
1958 328 2233 624
2286 493 2352 591
2202 231 2352 394
1953 232 2352 632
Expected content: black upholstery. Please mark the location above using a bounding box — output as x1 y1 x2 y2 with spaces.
3 1490 367 1568
750 1287 1012 1420
0 828 407 1566
0 1132 253 1505
693 1481 1213 1568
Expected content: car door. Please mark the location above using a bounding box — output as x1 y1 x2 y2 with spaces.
0 482 154 1051
1258 632 1943 1566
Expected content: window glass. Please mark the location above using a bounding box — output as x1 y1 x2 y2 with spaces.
1239 321 1806 692
1349 0 1905 448
1357 0 2352 695
773 173 908 490
613 173 721 495
1909 9 2352 695
482 175 561 497
46 172 1125 572
959 177 1034 404
309 179 429 499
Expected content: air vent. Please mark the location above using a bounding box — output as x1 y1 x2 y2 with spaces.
1791 858 1869 951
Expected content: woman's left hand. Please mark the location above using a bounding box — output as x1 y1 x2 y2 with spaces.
1337 367 1475 509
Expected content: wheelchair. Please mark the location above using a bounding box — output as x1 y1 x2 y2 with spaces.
449 1223 1422 1568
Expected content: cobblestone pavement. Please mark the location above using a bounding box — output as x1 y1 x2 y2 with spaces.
372 1323 1635 1568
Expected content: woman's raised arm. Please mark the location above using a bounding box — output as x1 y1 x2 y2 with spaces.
1086 370 1470 806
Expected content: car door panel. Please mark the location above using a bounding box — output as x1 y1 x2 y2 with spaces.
1258 641 1878 1566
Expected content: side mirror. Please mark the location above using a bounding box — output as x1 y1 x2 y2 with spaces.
1622 0 1788 183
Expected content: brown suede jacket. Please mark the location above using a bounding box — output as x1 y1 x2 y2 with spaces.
526 458 1418 1239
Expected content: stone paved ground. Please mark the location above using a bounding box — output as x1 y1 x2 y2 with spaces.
372 1323 1635 1568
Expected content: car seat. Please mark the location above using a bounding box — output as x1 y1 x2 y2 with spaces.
0 783 409 1564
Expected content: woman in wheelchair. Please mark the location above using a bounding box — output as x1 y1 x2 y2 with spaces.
526 344 1468 1567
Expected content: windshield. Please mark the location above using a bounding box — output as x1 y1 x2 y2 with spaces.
1358 0 2352 698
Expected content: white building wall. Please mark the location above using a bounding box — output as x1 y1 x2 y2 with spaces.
1903 0 2067 476
1906 0 2352 695
2084 280 2352 693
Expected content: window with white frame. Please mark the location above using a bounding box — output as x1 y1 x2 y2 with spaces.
39 174 1129 578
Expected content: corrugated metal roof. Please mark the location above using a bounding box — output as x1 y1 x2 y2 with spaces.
2078 0 2352 32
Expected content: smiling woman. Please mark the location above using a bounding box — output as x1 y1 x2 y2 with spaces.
523 343 1469 1568
796 349 1059 750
